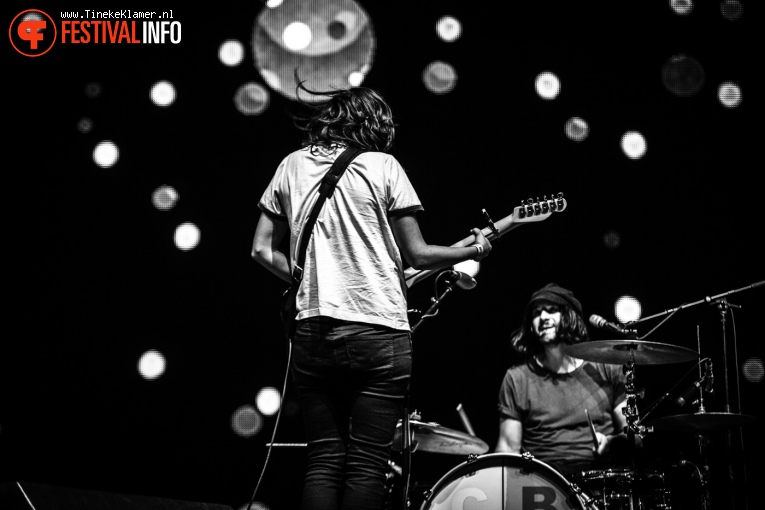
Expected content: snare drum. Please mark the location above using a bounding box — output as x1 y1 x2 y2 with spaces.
573 468 671 510
420 453 587 510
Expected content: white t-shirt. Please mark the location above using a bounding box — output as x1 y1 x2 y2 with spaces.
258 146 423 331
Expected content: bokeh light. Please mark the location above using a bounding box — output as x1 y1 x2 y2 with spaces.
614 295 642 324
150 80 176 107
231 405 263 437
718 81 742 108
93 140 119 168
174 222 201 251
720 0 743 21
282 21 312 51
252 0 375 102
138 350 166 380
234 82 270 116
603 230 621 250
256 387 281 416
348 71 365 87
662 54 705 97
77 117 93 134
423 61 457 94
669 0 693 15
565 117 589 142
436 16 462 42
535 72 561 100
621 131 647 159
84 82 102 98
219 39 245 66
742 357 764 383
152 185 179 211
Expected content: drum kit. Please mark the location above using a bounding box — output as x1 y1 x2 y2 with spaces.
386 336 757 510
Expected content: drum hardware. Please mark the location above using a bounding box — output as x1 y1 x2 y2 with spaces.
392 418 490 455
618 280 762 510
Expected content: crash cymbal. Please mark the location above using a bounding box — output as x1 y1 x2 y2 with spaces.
646 412 757 432
392 419 489 455
565 340 698 365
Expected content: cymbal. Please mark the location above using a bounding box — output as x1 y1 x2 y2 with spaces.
565 340 698 365
646 412 757 432
392 419 489 455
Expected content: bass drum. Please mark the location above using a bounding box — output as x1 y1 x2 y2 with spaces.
420 453 587 510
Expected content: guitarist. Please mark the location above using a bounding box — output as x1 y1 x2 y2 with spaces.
251 80 492 510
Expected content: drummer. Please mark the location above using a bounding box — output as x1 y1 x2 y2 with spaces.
495 283 635 477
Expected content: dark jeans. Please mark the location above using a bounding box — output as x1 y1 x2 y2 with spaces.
291 317 412 510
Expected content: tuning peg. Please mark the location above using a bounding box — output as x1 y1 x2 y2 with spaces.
555 192 565 210
518 199 527 218
526 199 534 216
541 195 549 214
534 198 541 215
549 195 557 211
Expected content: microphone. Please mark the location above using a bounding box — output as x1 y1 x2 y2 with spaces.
445 270 477 290
704 359 714 395
589 314 636 337
675 379 702 407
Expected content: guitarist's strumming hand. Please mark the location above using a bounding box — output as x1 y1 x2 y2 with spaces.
470 228 492 261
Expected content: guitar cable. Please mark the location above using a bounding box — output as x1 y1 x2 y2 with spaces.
247 338 293 508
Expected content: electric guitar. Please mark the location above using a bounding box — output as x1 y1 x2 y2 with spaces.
403 193 568 288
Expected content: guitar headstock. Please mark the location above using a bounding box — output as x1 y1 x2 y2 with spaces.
514 193 567 223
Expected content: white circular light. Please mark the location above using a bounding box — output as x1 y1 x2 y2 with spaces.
219 39 245 66
234 82 270 116
348 71 364 87
138 350 166 380
152 185 179 211
436 16 462 42
621 131 647 159
93 140 119 168
422 61 457 94
669 0 693 15
718 81 742 108
231 405 263 437
614 295 642 324
174 222 201 251
535 72 561 100
565 117 589 142
256 387 281 416
282 22 312 51
150 80 176 107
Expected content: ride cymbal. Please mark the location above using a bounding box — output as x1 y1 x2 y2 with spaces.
565 340 698 365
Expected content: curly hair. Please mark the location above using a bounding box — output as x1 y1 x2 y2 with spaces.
509 304 589 361
292 75 396 153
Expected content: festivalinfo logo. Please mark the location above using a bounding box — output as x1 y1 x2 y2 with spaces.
10 8 181 57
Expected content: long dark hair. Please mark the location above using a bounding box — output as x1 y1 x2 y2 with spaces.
510 304 589 361
292 75 396 153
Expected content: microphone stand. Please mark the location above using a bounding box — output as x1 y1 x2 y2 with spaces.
401 272 466 509
628 280 762 510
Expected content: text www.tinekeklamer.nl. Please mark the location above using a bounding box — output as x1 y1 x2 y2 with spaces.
58 9 180 44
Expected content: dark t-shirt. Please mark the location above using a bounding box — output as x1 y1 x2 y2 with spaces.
498 360 626 474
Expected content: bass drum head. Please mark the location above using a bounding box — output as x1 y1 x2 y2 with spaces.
420 453 585 510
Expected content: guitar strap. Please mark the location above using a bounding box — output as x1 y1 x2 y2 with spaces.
286 145 367 333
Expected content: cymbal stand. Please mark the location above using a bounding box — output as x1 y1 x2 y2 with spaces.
621 351 651 470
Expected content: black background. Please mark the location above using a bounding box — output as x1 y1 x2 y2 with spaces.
4 1 763 509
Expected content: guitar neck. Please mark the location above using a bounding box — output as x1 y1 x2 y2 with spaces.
402 212 520 288
403 195 566 289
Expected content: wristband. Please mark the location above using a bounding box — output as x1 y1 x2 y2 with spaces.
472 244 484 257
